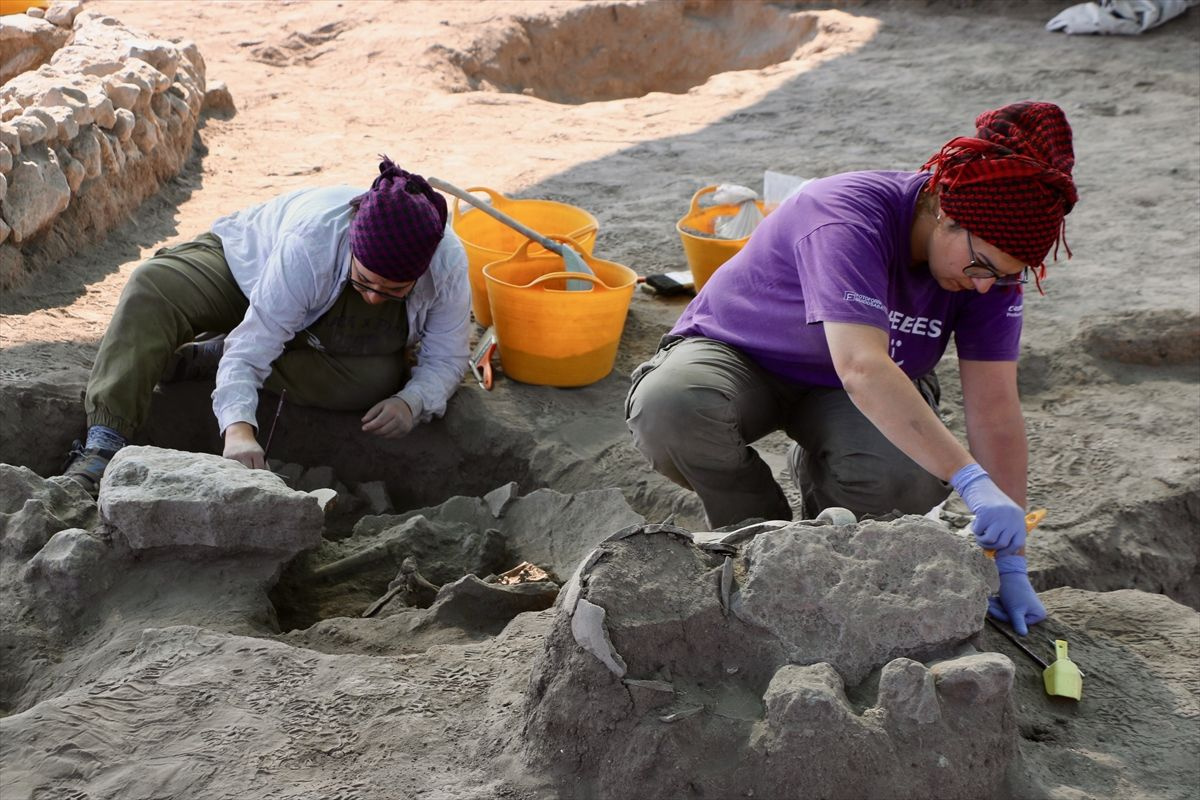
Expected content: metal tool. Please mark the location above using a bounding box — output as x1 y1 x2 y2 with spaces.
262 388 287 460
470 326 498 390
986 616 1050 668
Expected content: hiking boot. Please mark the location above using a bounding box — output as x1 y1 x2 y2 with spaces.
59 440 117 497
787 442 818 519
161 334 225 384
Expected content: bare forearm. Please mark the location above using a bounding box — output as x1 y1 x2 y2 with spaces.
840 358 973 481
966 409 1028 508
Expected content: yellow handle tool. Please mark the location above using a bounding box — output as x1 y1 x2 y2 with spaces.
984 508 1047 559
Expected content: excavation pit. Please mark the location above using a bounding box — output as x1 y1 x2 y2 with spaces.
439 1 822 103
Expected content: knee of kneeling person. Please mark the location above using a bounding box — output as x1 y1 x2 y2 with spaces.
824 456 947 516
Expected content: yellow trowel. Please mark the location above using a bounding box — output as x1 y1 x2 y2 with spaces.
983 508 1047 558
986 619 1085 700
1043 639 1083 700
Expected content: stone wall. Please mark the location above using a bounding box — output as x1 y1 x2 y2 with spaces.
0 2 207 288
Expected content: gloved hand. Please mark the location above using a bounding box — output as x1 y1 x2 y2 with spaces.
950 463 1026 554
223 422 266 469
988 555 1047 635
362 397 416 439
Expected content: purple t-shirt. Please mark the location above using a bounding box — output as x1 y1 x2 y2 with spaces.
671 171 1023 387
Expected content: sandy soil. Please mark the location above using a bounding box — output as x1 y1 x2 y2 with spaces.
1 0 1198 798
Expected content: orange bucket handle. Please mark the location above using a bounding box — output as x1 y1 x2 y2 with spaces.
686 185 720 216
523 272 610 292
504 232 590 262
451 186 508 223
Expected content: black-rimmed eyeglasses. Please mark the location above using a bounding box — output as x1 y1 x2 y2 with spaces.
962 231 1029 287
348 268 416 302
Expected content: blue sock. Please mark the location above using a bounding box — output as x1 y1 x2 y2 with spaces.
85 425 127 453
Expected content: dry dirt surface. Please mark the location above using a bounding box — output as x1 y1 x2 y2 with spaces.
1 1 1198 799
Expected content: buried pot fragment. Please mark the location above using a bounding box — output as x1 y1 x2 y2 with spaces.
571 597 627 677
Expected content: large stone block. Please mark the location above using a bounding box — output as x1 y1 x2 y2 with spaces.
0 14 70 85
732 517 996 685
2 146 70 243
521 520 1017 799
99 446 324 557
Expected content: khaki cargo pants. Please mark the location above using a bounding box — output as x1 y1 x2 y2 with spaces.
85 232 410 438
625 335 951 528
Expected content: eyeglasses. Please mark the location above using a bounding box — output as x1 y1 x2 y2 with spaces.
348 266 416 302
962 231 1029 286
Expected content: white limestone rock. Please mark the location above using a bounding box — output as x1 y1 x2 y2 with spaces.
3 147 70 243
99 446 324 557
0 14 70 85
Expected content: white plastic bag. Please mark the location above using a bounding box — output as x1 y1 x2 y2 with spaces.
1046 0 1192 35
707 184 764 240
763 170 813 211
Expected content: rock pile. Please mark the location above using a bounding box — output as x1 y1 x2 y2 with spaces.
0 2 212 287
522 518 1021 799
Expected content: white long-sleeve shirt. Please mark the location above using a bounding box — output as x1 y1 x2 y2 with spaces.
209 185 470 434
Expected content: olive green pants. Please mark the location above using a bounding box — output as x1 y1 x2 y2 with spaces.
626 335 951 528
85 232 410 438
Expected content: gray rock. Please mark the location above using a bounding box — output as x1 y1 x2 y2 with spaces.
11 114 49 147
0 142 13 172
816 505 857 526
931 652 1015 705
99 446 323 557
109 106 134 141
0 14 70 85
424 573 558 631
126 39 178 82
353 480 393 515
2 147 70 243
61 152 84 192
68 126 101 178
876 657 941 725
522 518 1019 799
201 79 235 117
732 517 995 685
0 122 20 153
44 1 83 28
103 80 141 111
0 465 96 560
24 527 113 603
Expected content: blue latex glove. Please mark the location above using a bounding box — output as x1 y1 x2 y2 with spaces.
950 463 1026 554
988 555 1047 635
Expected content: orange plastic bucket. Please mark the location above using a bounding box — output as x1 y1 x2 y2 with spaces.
451 187 599 327
483 236 636 387
1 0 49 12
676 185 767 292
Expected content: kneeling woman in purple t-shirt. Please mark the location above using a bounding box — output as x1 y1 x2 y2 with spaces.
626 101 1078 636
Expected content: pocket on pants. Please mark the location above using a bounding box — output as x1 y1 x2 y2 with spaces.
624 334 685 419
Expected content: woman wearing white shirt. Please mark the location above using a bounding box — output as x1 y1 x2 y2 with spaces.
61 157 470 494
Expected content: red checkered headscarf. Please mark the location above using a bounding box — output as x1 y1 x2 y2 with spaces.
922 102 1078 286
349 156 448 282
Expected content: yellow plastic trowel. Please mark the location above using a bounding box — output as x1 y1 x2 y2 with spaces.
1044 639 1083 700
986 619 1085 701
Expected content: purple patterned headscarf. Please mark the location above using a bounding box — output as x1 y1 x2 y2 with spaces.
349 156 448 281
